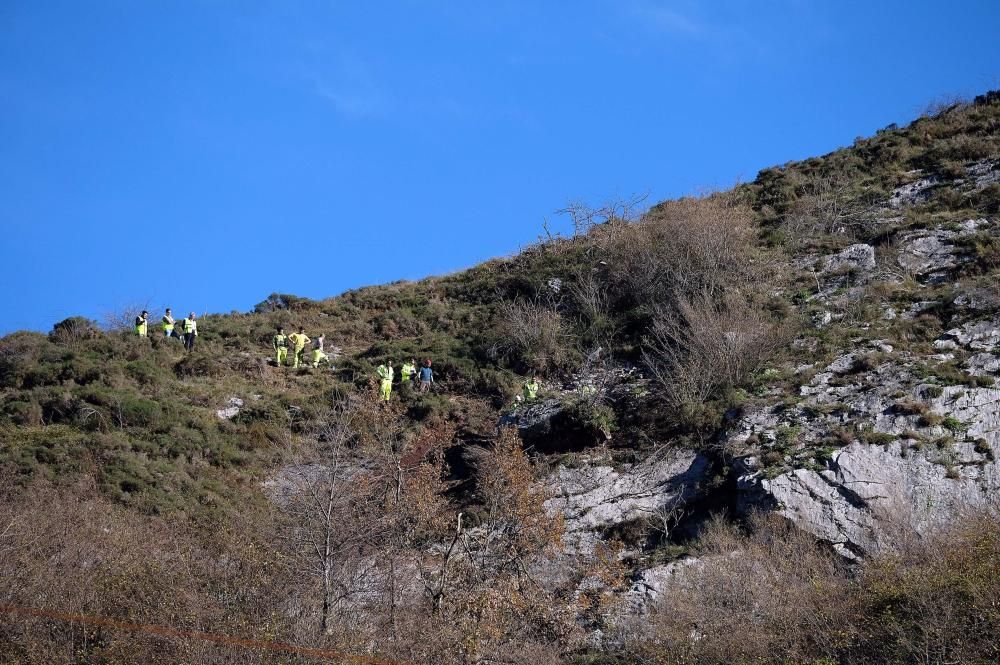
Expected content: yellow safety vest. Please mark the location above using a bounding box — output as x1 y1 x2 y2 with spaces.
377 365 394 382
183 318 198 334
162 316 174 332
273 334 287 349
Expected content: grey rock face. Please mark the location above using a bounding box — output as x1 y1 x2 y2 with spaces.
897 232 957 274
621 557 706 616
823 244 876 274
967 353 1000 376
544 449 711 535
216 396 244 420
944 319 1000 352
896 220 988 276
888 176 938 208
500 398 564 431
744 435 998 555
737 382 1000 555
968 159 1000 189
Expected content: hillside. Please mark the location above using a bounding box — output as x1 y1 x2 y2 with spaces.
2 91 1000 664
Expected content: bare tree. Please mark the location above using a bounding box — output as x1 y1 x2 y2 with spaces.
643 292 787 423
557 193 648 238
493 296 574 372
280 404 384 637
640 495 688 543
567 272 617 344
101 301 153 333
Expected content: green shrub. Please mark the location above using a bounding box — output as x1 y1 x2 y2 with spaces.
406 393 452 422
125 359 166 386
941 416 965 433
119 397 161 428
174 351 225 378
253 292 319 313
562 398 617 438
773 425 802 451
861 430 897 446
1 425 90 478
49 316 101 344
955 231 1000 274
921 385 944 399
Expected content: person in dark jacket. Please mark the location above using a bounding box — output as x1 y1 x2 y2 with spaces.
418 359 434 393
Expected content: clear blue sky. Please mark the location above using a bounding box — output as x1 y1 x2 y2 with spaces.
2 1 998 334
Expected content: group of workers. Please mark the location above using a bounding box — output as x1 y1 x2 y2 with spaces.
134 311 540 406
134 309 198 351
272 327 331 369
273 327 437 402
375 359 435 402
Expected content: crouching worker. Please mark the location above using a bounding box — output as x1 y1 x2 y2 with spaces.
311 334 330 368
523 375 540 402
273 327 288 366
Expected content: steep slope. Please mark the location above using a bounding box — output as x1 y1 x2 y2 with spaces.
1 91 999 664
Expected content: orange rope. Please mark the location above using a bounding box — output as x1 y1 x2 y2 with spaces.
0 604 412 665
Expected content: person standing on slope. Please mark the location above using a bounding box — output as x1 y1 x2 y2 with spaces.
418 359 434 393
135 311 149 337
162 309 177 339
182 312 198 351
377 360 394 402
311 334 330 368
288 327 310 368
400 359 417 387
273 327 289 366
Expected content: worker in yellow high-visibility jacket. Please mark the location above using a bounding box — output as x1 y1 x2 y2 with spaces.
273 327 289 366
134 311 148 337
376 361 394 402
287 327 310 368
523 376 540 401
311 334 329 368
400 359 416 387
162 309 177 338
182 313 198 351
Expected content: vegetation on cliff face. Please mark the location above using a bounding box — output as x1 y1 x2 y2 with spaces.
1 92 999 663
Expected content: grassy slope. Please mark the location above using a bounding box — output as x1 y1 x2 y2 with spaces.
1 92 998 518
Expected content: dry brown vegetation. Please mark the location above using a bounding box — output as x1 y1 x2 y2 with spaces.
494 297 575 373
644 293 789 427
495 195 788 416
0 398 595 664
604 196 768 305
623 511 1000 665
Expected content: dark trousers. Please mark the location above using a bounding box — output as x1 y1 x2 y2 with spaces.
184 333 196 351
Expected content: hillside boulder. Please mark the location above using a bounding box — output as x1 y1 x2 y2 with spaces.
545 449 711 535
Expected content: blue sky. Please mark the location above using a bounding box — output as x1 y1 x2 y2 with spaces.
1 1 998 334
